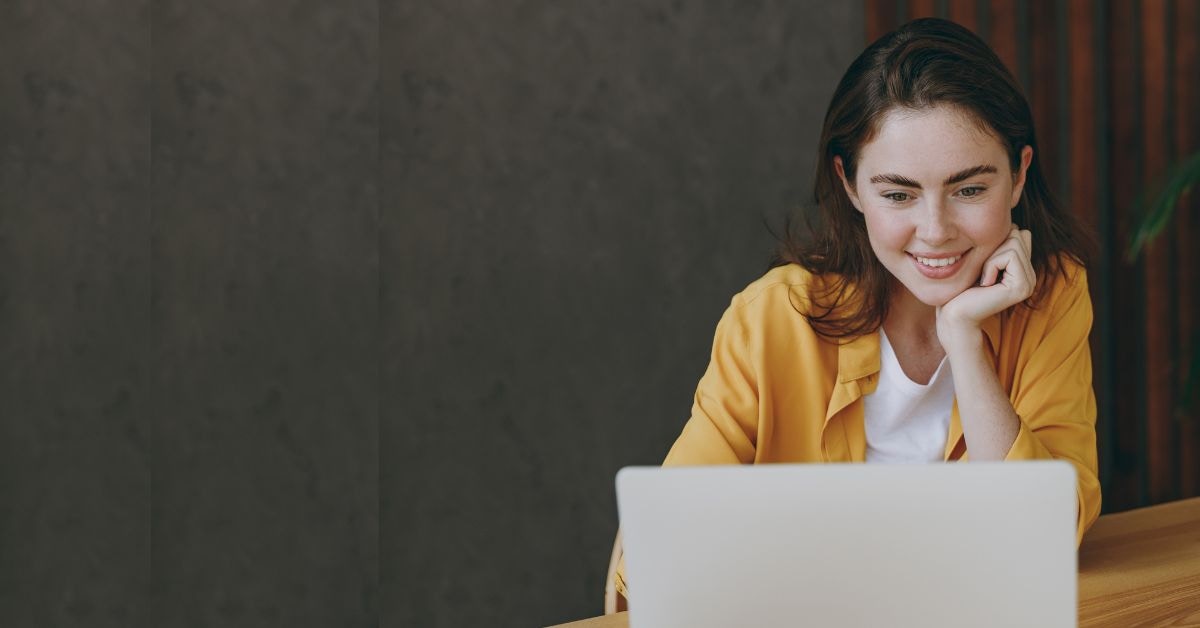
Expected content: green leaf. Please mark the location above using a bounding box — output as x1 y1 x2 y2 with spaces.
1127 150 1200 262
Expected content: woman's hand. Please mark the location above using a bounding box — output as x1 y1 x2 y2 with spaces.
936 224 1035 351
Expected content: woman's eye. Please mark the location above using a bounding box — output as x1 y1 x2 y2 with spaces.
958 186 986 198
884 192 910 203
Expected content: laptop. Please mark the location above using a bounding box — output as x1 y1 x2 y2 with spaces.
615 461 1077 628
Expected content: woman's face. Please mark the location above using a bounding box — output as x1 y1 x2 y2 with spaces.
836 105 1032 308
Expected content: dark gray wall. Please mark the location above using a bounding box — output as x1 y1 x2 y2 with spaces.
1 2 861 627
1 3 151 626
390 3 862 626
151 2 379 627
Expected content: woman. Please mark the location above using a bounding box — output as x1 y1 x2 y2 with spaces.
608 17 1100 609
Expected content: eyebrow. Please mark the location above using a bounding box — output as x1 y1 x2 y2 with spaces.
868 164 999 188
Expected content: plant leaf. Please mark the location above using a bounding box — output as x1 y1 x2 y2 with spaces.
1127 151 1200 262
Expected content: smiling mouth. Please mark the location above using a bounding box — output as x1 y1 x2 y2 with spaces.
912 254 963 268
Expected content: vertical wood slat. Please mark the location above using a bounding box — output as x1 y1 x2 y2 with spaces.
989 2 1021 82
1107 0 1146 511
1028 0 1059 197
909 0 939 19
867 0 902 42
1067 0 1097 229
1067 0 1108 494
1174 0 1200 499
1141 0 1175 504
947 0 979 31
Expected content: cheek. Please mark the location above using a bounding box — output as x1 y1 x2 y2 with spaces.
963 205 1015 258
861 208 911 248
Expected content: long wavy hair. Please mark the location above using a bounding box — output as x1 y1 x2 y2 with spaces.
771 18 1093 341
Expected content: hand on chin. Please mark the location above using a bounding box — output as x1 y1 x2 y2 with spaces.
935 225 1035 350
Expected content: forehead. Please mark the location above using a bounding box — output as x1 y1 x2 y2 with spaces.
858 106 1009 178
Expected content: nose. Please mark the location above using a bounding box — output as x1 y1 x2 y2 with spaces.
915 198 955 245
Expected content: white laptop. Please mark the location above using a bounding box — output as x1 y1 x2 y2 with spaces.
615 462 1077 628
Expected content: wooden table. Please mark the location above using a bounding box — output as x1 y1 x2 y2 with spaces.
550 497 1200 628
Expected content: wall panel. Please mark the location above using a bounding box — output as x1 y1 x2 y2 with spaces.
0 3 150 625
150 3 379 626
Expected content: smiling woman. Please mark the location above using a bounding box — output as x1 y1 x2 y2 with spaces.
609 17 1100 610
836 105 1032 310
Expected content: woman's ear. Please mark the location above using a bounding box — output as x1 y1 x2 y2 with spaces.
833 156 862 212
1010 145 1034 208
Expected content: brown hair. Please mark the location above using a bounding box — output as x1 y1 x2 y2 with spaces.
771 17 1093 341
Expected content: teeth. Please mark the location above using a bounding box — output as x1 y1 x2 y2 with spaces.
915 255 961 268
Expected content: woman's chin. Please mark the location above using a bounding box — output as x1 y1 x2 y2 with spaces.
891 271 976 309
905 285 962 308
919 294 955 308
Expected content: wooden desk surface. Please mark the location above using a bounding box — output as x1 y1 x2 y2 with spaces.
550 497 1200 628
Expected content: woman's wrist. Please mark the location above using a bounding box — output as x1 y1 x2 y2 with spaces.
937 316 986 357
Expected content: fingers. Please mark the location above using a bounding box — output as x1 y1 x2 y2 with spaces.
1008 223 1033 262
1014 226 1034 284
981 225 1035 297
980 227 1016 287
980 249 1036 298
979 257 1001 286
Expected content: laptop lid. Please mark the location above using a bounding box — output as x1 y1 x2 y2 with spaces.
615 462 1077 628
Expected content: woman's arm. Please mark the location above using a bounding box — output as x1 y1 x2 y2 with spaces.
936 224 1035 459
661 296 760 467
939 234 1100 542
942 329 1020 461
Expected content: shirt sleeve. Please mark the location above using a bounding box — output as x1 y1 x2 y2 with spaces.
1003 266 1101 546
662 297 760 467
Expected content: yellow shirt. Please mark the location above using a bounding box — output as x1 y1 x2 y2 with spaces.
614 259 1101 599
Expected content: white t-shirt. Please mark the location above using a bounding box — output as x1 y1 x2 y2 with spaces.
864 329 954 463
